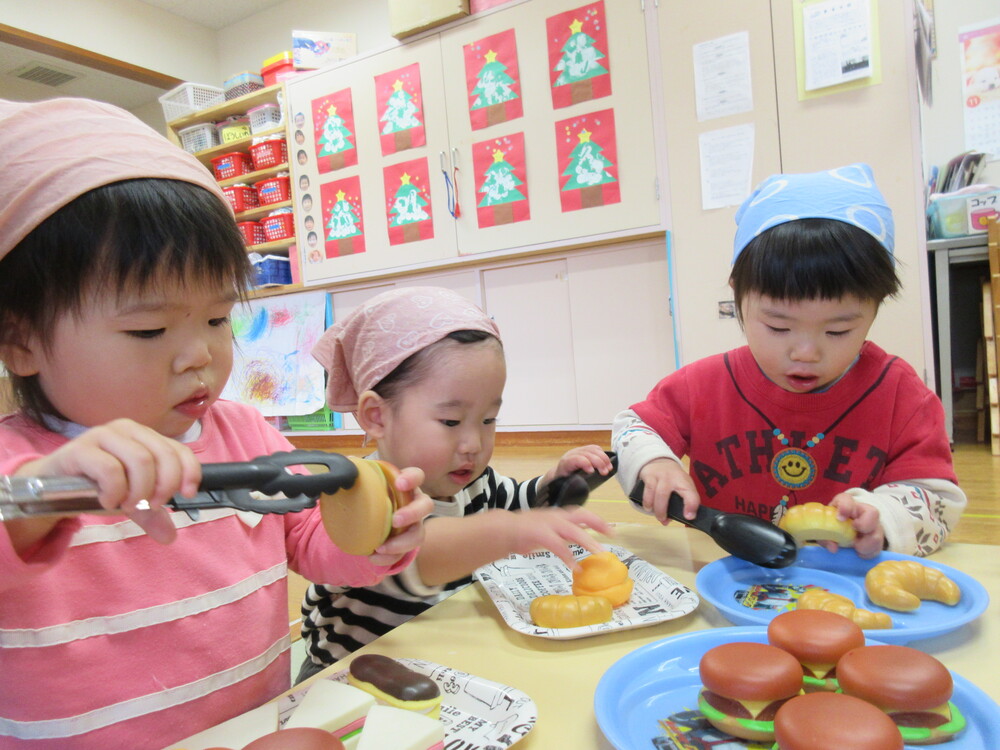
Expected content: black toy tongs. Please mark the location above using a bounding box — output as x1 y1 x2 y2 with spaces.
0 450 359 522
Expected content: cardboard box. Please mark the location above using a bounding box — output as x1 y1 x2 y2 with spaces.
389 0 469 39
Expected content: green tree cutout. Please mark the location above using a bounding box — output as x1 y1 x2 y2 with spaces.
562 128 616 190
380 79 421 134
478 148 526 207
553 18 608 85
389 173 430 226
471 49 519 110
327 190 362 240
317 105 355 157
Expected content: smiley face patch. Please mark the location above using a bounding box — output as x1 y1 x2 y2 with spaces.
771 447 817 490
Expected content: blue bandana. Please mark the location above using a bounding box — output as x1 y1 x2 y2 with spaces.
732 163 894 262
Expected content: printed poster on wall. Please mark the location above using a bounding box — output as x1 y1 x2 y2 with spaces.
546 1 612 109
374 63 426 156
311 88 358 174
383 157 434 245
320 176 365 258
222 291 327 417
555 108 620 212
472 132 529 230
463 29 523 130
959 19 1000 157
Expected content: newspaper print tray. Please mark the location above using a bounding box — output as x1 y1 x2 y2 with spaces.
474 544 699 639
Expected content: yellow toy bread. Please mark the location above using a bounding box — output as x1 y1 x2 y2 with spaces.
320 458 412 556
864 560 961 612
529 594 613 628
796 587 893 630
778 502 856 547
347 655 441 719
571 551 633 607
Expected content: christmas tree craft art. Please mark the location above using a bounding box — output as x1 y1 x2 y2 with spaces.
546 2 613 108
561 127 617 209
389 172 430 243
478 148 526 225
317 105 355 171
380 79 421 151
471 49 519 126
326 189 363 256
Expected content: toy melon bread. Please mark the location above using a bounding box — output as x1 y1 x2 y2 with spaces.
778 502 856 547
320 458 413 556
571 551 633 607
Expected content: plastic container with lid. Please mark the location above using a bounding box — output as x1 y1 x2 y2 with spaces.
928 185 1000 238
261 51 294 86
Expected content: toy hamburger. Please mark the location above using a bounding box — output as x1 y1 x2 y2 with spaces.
773 692 904 749
697 641 803 742
836 645 967 745
320 458 413 555
767 609 865 691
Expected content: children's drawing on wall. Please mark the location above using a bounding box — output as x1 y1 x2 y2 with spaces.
321 176 365 258
463 29 523 130
555 108 620 212
960 19 1000 157
472 132 529 232
222 292 327 417
383 157 434 245
374 63 426 156
312 88 358 173
546 0 612 109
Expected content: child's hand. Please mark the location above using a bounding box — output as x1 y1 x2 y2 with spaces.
15 419 199 545
368 467 433 567
547 444 615 483
637 458 701 524
827 493 885 558
506 507 613 570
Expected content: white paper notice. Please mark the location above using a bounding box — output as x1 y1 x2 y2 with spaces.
802 0 873 91
693 31 754 121
699 123 755 210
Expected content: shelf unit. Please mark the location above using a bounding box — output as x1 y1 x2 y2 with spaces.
163 85 298 291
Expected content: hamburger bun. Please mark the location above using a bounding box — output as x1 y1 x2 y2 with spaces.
773 692 903 749
837 645 967 745
767 609 865 690
698 641 803 742
778 502 856 547
320 457 413 556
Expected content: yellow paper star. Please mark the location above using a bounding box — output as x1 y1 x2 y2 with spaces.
327 105 338 116
392 79 404 92
336 190 346 201
492 148 505 163
400 172 412 185
484 49 498 63
569 19 583 34
578 128 592 143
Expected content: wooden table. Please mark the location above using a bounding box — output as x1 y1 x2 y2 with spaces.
295 522 997 749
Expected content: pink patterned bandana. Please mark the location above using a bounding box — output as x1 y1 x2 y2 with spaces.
313 286 502 412
0 97 229 262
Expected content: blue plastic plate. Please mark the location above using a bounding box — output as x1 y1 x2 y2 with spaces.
594 626 1000 750
694 547 989 644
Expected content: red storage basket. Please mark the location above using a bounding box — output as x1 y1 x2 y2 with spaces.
236 220 266 246
255 175 291 206
222 184 259 213
249 139 288 171
261 213 294 241
210 152 252 181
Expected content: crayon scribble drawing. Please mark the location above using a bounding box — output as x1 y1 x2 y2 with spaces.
222 291 327 416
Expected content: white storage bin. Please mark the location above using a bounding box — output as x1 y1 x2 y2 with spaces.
177 122 220 154
248 103 283 134
159 83 225 122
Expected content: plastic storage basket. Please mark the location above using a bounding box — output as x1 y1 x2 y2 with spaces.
159 82 225 122
261 211 294 241
236 220 266 246
286 406 339 431
255 175 291 206
248 103 283 134
222 184 259 213
210 152 253 181
224 71 265 101
252 254 292 286
249 138 288 170
177 122 219 153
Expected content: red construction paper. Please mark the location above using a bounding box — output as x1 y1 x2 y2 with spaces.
382 157 434 245
463 29 523 131
374 63 426 156
320 176 366 259
311 88 358 174
546 0 612 109
554 108 620 212
472 132 530 230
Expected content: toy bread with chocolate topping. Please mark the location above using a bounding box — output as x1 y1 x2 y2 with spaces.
347 655 442 719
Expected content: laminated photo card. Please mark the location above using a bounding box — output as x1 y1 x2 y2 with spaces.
293 30 358 70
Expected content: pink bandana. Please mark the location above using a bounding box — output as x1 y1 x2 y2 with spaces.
0 97 229 262
313 286 502 412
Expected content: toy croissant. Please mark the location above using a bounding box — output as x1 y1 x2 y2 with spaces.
796 587 893 630
864 559 961 612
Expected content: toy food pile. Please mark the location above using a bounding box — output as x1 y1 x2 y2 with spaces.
697 610 966 745
778 502 857 547
795 558 962 629
529 551 633 629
